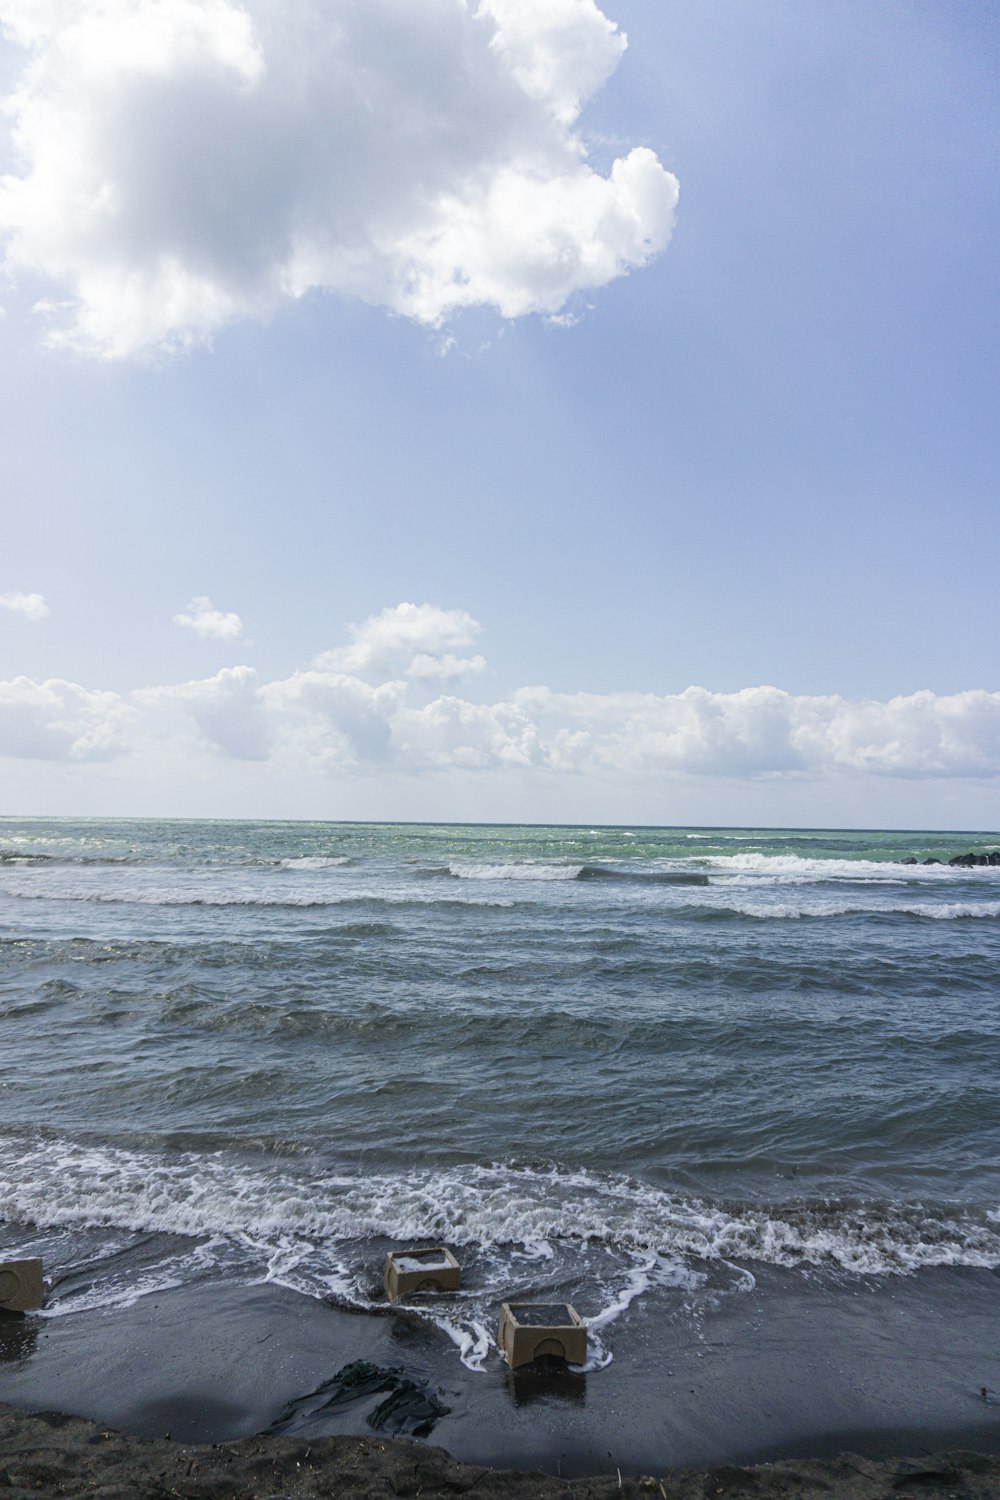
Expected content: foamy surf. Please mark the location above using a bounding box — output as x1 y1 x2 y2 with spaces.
708 898 1000 921
701 852 1000 882
3 1139 998 1280
279 856 354 869
0 885 516 910
446 863 582 881
437 863 708 885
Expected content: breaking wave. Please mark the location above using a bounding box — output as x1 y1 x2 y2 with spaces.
425 863 708 886
0 888 514 911
689 899 1000 922
2 1138 997 1280
702 853 1000 883
279 856 354 870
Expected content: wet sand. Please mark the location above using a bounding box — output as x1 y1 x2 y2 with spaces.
5 1402 1000 1500
2 1266 1000 1495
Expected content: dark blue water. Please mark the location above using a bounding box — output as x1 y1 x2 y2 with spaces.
1 818 999 1369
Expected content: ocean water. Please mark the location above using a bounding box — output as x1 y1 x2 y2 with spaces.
1 817 999 1375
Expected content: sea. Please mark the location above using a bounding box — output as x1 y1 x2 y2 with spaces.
2 817 1000 1379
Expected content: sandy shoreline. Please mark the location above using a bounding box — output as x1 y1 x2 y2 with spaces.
2 1265 1000 1495
4 1404 1000 1499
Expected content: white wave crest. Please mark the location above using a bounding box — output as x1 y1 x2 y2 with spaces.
916 901 1000 919
722 899 1000 921
448 863 582 881
703 853 1000 883
0 887 513 910
2 1139 997 1279
279 856 352 869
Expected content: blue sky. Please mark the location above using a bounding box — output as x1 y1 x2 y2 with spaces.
0 0 998 826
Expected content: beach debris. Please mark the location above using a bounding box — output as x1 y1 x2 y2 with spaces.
0 1259 44 1314
383 1245 460 1301
264 1359 450 1439
498 1301 587 1369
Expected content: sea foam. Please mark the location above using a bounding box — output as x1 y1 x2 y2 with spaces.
3 1138 998 1280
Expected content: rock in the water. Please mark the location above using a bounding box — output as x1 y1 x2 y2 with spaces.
903 850 1000 867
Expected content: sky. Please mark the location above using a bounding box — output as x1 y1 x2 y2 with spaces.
0 0 998 828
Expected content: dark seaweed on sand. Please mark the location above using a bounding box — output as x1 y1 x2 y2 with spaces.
264 1359 450 1439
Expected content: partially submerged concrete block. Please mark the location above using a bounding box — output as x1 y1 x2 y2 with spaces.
498 1302 587 1369
0 1259 44 1314
383 1247 460 1301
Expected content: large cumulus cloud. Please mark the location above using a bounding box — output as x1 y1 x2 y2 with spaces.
0 676 133 760
0 0 679 358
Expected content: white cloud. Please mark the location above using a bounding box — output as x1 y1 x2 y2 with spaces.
0 0 678 358
480 0 625 126
136 664 268 760
502 684 1000 780
0 590 49 620
407 652 488 682
0 675 132 760
173 595 244 640
266 669 404 766
3 608 999 793
280 675 1000 781
394 692 541 770
318 602 483 679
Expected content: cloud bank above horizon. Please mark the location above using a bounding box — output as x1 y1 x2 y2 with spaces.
0 0 678 359
2 604 999 799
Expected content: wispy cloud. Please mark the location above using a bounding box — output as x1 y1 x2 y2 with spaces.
0 591 49 620
173 596 245 641
0 0 678 359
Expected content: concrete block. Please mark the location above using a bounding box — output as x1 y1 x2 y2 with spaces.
0 1259 44 1314
383 1246 460 1301
498 1301 587 1369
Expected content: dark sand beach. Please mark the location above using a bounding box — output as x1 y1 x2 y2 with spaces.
5 1404 1000 1500
3 1268 1000 1497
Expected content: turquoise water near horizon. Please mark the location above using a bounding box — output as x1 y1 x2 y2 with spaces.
1 817 999 1371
